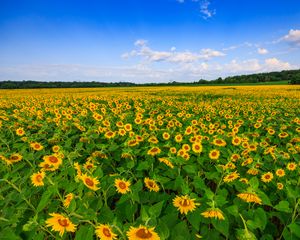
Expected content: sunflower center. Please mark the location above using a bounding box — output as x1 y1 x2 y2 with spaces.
36 174 43 182
35 144 40 149
103 228 111 237
85 178 94 186
11 156 19 161
148 181 154 187
195 145 200 150
181 199 190 207
265 175 270 179
136 228 153 239
58 218 69 227
212 151 217 156
118 182 126 189
49 156 58 163
216 140 222 144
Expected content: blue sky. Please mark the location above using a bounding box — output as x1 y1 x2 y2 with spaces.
0 0 300 82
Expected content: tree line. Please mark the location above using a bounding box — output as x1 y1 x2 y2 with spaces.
0 69 299 89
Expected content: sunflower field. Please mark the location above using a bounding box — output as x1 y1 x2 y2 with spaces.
0 86 300 240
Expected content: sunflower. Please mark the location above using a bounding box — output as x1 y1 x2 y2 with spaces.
52 145 60 153
162 132 170 140
95 224 117 240
209 149 220 160
261 172 273 183
175 134 183 143
213 138 226 147
275 169 285 177
127 225 160 240
277 183 284 190
7 153 23 164
115 179 131 194
173 195 199 215
16 127 25 136
105 131 116 139
231 137 241 146
43 154 62 170
45 213 76 237
237 192 262 204
147 147 161 156
63 193 74 208
124 123 132 131
223 171 240 183
81 174 100 191
30 142 44 151
144 178 159 192
158 158 174 168
201 208 225 220
31 171 45 187
192 142 203 153
287 162 297 171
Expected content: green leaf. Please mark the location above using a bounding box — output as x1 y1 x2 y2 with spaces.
249 177 259 190
136 161 150 171
236 229 257 240
226 205 239 217
183 165 196 174
140 205 149 221
212 217 229 238
75 225 94 240
157 219 170 240
187 209 201 231
149 201 164 218
274 201 292 213
288 223 300 238
171 221 191 240
36 186 56 212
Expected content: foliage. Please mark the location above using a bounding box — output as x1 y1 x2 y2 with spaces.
0 86 299 239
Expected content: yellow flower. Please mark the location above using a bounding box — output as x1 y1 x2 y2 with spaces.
30 142 44 151
209 149 220 160
261 172 273 183
201 208 225 220
63 193 74 208
277 183 284 190
287 162 297 171
162 132 170 140
95 224 117 240
275 169 285 177
213 138 226 147
45 213 76 237
81 174 100 191
43 154 62 170
16 127 25 136
192 142 203 153
52 145 60 153
231 137 241 146
31 171 45 187
173 195 199 215
237 192 262 204
223 171 240 183
115 179 131 194
127 225 160 240
147 147 161 156
6 153 23 165
158 158 174 168
144 178 159 192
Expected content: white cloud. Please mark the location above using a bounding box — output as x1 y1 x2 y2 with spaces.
200 0 216 19
257 48 268 55
283 29 300 46
264 58 292 71
134 39 147 47
122 40 225 64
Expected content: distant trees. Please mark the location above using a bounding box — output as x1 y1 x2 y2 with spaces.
0 69 299 89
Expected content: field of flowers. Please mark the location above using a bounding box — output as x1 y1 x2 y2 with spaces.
0 85 299 240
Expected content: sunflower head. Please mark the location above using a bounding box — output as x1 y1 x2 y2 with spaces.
45 213 76 237
95 224 117 240
127 225 160 240
173 195 199 215
144 178 160 192
115 179 131 194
